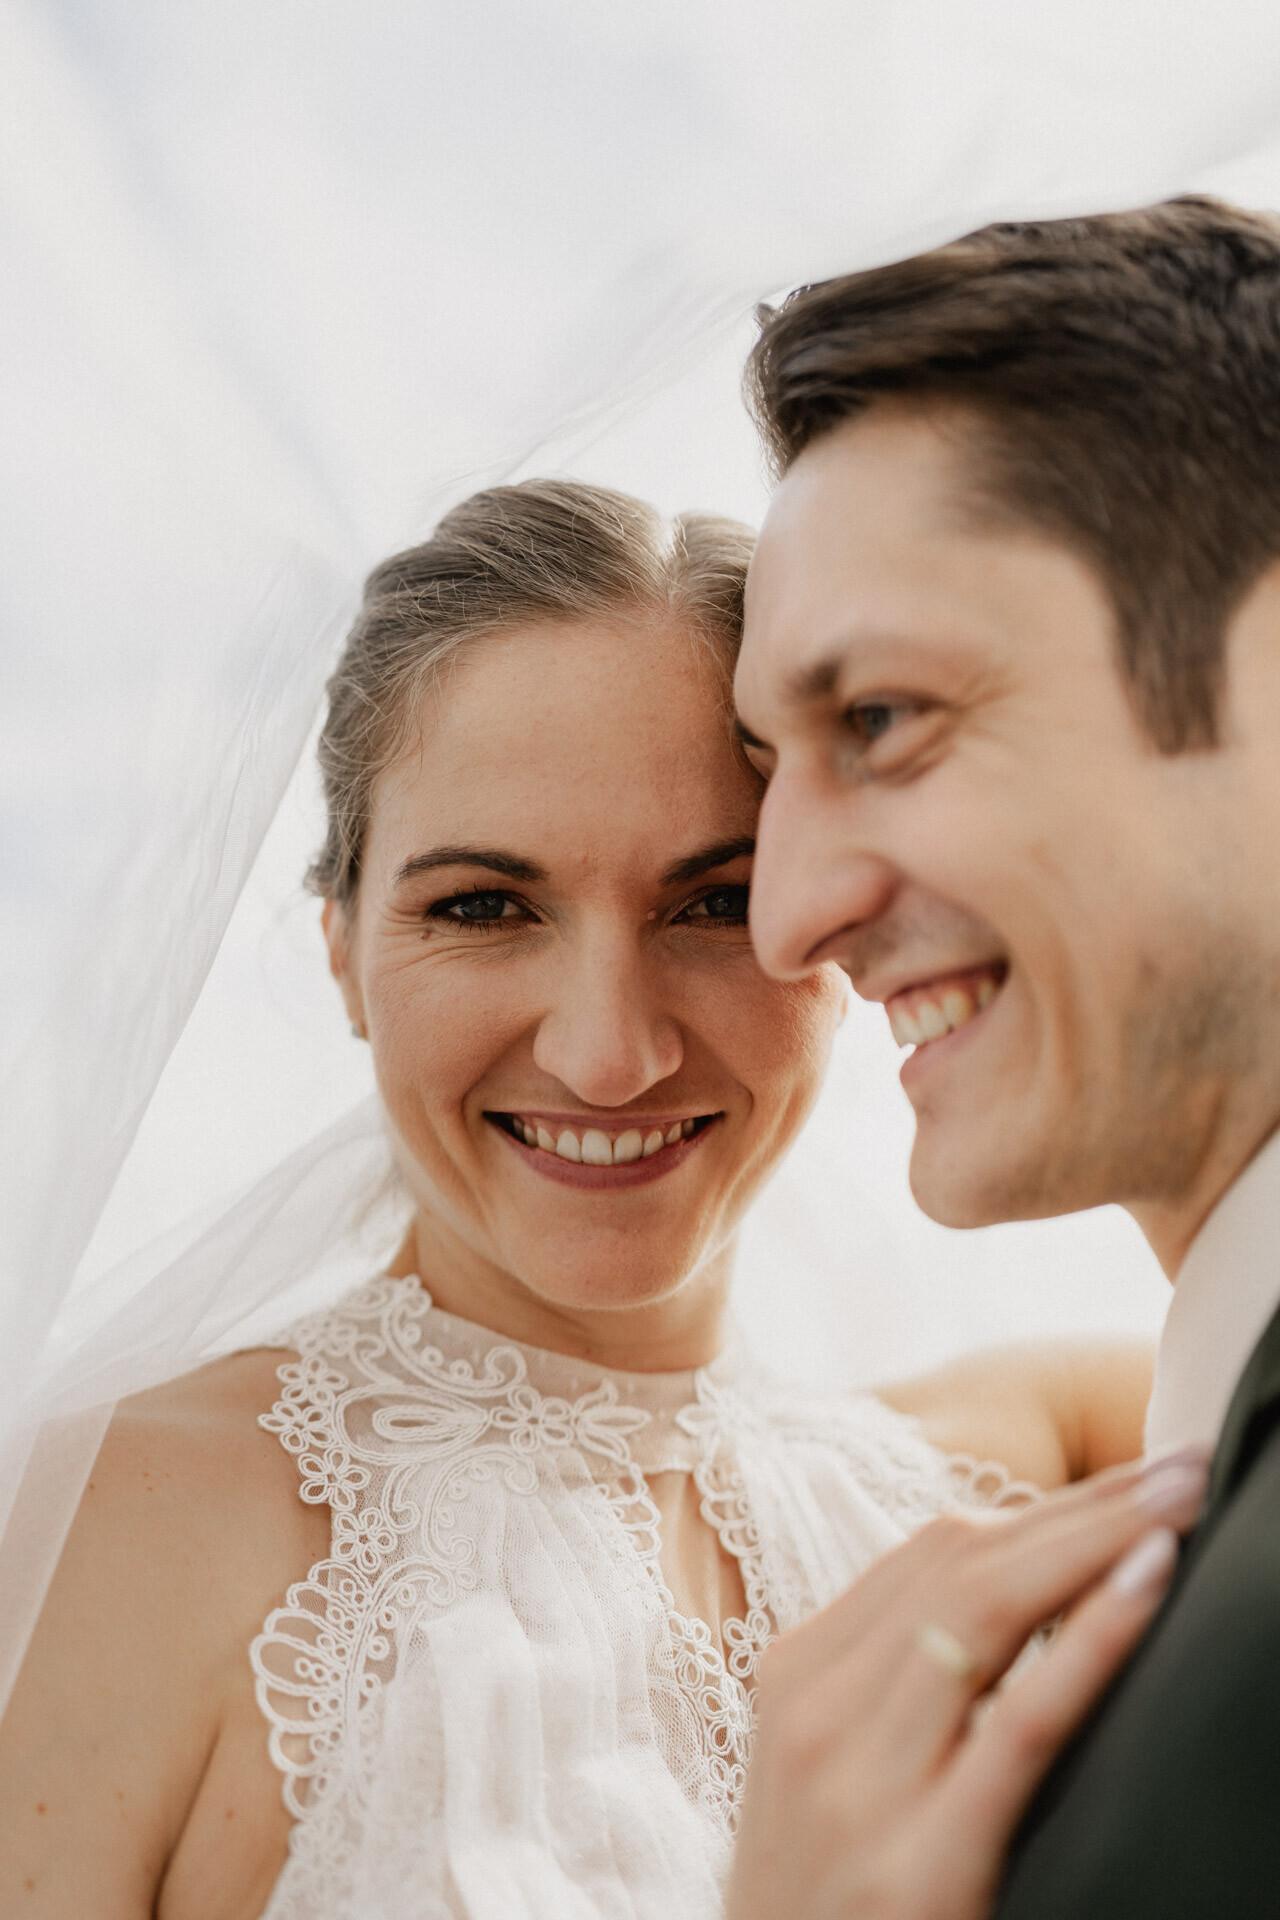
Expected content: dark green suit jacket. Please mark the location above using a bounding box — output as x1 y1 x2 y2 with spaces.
993 1295 1280 1918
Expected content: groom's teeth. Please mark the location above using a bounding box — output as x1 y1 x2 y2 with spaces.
887 969 1003 1051
537 1125 555 1150
664 1123 682 1146
555 1129 582 1162
941 989 971 1028
889 1006 925 1046
643 1130 664 1157
916 1002 949 1041
613 1129 644 1163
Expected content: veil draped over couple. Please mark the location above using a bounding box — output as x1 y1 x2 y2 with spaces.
7 194 1280 1916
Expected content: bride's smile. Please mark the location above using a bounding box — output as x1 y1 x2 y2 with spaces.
487 1105 720 1181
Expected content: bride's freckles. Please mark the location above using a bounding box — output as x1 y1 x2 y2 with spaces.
325 613 844 1360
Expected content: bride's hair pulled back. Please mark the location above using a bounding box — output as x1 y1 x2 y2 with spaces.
309 479 754 908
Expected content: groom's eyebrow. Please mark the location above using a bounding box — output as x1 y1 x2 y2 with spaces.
787 654 843 704
734 658 846 747
662 836 755 885
394 846 547 885
734 653 844 746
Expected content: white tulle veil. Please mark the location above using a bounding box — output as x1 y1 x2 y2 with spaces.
7 0 1280 1714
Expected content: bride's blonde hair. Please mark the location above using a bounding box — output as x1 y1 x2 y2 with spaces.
308 478 755 908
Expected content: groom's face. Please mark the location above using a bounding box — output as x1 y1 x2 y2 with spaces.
736 402 1280 1246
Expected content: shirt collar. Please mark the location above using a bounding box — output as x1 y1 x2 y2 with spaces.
1145 1123 1280 1455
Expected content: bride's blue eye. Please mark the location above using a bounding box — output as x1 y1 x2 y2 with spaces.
684 885 750 923
429 889 521 929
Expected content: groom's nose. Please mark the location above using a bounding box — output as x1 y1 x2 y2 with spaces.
749 765 898 980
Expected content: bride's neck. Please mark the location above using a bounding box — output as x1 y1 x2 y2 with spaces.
388 1213 734 1374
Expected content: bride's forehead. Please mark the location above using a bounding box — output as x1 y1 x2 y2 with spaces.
367 710 756 890
391 624 739 779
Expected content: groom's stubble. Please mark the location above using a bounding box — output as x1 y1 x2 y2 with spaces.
980 922 1280 1230
833 882 1280 1235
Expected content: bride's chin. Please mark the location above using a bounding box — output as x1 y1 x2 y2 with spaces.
507 1262 690 1317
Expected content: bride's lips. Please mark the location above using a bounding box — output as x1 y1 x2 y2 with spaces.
485 1109 722 1189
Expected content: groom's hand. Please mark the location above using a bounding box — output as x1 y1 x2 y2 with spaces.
726 1449 1208 1920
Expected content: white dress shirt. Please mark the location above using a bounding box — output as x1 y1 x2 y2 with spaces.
1145 1123 1280 1455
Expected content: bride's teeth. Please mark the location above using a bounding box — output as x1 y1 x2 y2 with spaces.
518 1116 706 1163
580 1128 612 1166
976 976 997 1009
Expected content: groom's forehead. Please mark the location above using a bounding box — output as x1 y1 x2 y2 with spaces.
742 417 1112 713
746 416 989 630
743 519 1009 717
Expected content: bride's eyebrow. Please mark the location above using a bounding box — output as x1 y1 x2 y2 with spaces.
394 846 547 885
661 836 755 886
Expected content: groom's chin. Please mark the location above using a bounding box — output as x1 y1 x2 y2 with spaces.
906 1129 1075 1230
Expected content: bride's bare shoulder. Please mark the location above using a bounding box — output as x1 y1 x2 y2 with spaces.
93 1345 319 1558
0 1348 328 1916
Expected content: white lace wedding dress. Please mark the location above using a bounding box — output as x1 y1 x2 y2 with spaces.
250 1273 1024 1920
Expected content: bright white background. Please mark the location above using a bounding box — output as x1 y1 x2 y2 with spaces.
12 1 1280 1400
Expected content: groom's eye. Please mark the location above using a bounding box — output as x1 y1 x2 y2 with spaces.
845 700 902 744
834 694 941 780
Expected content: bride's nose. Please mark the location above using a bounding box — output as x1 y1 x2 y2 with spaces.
531 933 683 1106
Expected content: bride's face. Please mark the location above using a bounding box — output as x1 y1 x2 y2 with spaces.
325 614 844 1317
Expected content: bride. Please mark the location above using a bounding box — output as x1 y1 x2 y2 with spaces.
0 479 1154 1918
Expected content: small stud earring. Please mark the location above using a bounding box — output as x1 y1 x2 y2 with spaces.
350 1020 366 1040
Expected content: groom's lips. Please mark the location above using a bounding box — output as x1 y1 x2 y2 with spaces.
883 961 1008 1051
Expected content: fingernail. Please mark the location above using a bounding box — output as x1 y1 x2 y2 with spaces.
1134 1458 1208 1517
1109 1527 1178 1597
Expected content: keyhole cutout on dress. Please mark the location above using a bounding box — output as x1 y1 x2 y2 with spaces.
645 1469 750 1654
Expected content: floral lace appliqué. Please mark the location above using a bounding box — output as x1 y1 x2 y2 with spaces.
250 1274 1022 1911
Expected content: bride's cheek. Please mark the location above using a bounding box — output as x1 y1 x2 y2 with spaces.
366 966 516 1136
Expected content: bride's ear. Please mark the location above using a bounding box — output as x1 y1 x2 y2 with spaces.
322 898 368 1039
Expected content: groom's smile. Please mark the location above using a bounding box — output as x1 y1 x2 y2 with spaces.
736 399 1280 1264
883 960 1004 1049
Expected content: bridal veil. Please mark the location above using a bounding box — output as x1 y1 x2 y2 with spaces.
5 0 1280 1715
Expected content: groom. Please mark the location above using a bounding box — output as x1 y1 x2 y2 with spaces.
732 198 1280 1915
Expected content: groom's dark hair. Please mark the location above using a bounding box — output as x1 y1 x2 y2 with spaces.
747 197 1280 751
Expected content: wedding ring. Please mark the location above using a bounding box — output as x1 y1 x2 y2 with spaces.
916 1620 981 1682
